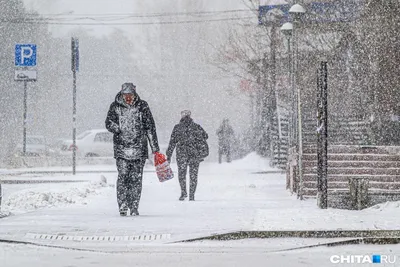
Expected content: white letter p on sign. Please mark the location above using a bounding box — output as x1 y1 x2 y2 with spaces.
21 47 33 64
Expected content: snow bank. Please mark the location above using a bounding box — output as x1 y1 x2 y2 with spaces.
368 201 400 211
236 152 275 171
252 198 400 231
191 152 277 176
211 152 277 173
3 163 156 174
3 180 113 214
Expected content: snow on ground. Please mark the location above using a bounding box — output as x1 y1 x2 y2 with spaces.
1 173 109 183
208 152 277 174
369 201 400 211
3 180 112 214
1 242 400 267
1 152 273 175
0 153 400 251
235 152 277 172
2 164 118 174
1 173 114 211
252 195 400 231
1 153 271 175
0 160 274 242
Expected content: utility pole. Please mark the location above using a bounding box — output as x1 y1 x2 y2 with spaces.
71 37 79 175
317 61 328 208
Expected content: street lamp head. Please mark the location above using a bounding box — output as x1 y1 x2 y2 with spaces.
281 22 293 36
289 4 306 14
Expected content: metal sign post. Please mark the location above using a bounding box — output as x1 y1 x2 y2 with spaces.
23 80 27 155
14 44 37 156
71 37 79 175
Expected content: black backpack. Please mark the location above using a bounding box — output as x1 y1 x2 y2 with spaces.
196 137 209 159
182 123 209 159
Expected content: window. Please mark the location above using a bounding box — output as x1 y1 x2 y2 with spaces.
94 132 113 143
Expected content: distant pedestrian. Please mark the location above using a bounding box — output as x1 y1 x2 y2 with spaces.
105 83 160 216
216 118 234 163
166 110 209 201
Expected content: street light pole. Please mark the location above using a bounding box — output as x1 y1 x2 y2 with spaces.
260 8 284 163
280 22 294 151
270 24 279 164
289 3 306 200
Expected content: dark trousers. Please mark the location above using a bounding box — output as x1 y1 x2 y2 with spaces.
116 158 145 210
177 158 200 197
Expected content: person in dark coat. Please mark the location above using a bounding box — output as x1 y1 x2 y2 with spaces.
105 82 160 216
166 110 208 201
216 118 234 163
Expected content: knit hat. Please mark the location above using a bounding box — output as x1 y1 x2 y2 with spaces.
121 83 136 94
181 110 191 118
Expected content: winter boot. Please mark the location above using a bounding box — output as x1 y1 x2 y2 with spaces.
119 204 128 217
179 193 187 201
189 195 195 201
130 208 139 216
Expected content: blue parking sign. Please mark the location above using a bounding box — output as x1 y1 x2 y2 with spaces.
15 44 37 67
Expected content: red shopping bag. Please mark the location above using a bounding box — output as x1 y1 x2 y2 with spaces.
154 152 174 182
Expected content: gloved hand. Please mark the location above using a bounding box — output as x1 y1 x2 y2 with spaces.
109 122 121 134
154 152 166 166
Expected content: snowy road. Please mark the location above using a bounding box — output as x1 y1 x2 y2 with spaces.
2 241 400 267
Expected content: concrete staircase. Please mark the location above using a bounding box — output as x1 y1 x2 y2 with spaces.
301 145 400 198
303 117 370 145
271 113 289 169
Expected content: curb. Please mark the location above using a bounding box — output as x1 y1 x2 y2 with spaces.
0 170 155 176
0 180 88 184
176 230 400 243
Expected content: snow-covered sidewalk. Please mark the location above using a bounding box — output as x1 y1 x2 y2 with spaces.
2 240 400 267
0 152 399 249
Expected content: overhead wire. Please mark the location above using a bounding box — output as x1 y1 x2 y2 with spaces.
3 9 258 26
22 9 258 18
0 16 256 26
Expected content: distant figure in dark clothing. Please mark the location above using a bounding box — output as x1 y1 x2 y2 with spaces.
105 83 160 216
166 110 209 201
216 118 234 163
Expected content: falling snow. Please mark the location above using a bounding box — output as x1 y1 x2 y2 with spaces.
1 0 400 266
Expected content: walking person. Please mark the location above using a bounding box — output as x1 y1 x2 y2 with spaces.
216 118 234 163
105 82 160 216
166 110 209 201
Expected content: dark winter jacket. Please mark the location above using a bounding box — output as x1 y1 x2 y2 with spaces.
217 123 234 149
166 117 209 163
105 90 159 160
